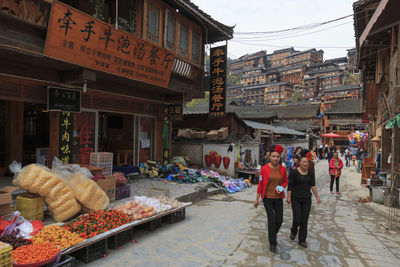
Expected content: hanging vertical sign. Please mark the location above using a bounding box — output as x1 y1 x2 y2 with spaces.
73 112 95 164
59 112 74 164
209 45 227 118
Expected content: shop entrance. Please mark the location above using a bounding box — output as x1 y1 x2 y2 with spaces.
23 103 50 166
99 112 135 166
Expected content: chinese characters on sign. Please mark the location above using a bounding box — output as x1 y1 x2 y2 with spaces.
59 112 74 164
167 105 183 121
209 45 227 118
45 1 175 88
48 86 81 112
73 112 95 164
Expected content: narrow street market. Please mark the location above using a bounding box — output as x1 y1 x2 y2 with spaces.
0 0 399 266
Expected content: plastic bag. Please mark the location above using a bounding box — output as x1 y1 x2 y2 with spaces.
52 158 109 211
9 162 81 222
0 212 33 238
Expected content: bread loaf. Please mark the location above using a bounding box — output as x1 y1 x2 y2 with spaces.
69 172 109 210
13 164 81 221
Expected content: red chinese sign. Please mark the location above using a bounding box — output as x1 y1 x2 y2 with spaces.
209 45 227 118
45 1 174 87
73 112 95 164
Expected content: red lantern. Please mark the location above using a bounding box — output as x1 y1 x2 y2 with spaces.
204 154 212 167
223 156 230 169
215 154 222 168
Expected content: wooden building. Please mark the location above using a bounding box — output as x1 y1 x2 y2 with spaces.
264 82 294 105
0 0 233 170
322 84 361 101
354 0 400 174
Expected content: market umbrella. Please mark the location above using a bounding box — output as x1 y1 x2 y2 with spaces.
321 133 342 138
385 113 400 129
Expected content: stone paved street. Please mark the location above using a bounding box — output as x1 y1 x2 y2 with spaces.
79 159 400 267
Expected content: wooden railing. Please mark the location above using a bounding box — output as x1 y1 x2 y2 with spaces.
0 0 51 27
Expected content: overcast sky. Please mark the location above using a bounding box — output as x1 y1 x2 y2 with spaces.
191 0 357 60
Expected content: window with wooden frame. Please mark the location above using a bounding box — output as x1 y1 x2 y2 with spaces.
178 22 189 58
165 10 176 50
191 31 200 63
146 2 160 43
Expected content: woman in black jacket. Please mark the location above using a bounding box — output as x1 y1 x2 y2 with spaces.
287 151 321 248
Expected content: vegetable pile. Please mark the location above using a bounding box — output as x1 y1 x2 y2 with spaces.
64 210 132 239
12 243 59 264
31 225 83 250
0 235 31 249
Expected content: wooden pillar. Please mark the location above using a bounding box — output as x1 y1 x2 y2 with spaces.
5 101 23 165
47 112 59 168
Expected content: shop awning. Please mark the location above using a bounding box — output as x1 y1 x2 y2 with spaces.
385 113 400 129
359 0 400 47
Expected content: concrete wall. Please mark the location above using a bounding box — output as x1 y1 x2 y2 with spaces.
172 143 203 167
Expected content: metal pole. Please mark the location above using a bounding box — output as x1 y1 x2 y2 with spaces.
116 0 119 29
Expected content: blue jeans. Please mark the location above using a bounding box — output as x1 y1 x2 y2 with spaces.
357 160 362 172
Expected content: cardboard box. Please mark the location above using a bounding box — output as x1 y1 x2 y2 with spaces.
177 129 192 139
217 127 229 140
0 186 18 216
207 130 219 141
191 131 207 139
96 176 116 203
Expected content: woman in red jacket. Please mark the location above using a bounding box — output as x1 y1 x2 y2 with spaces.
254 145 288 253
329 152 344 195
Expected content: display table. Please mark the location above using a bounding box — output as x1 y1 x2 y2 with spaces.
236 168 259 184
61 202 191 255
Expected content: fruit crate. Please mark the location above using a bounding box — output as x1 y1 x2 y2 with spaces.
45 255 75 267
108 228 133 249
90 152 113 175
71 239 107 264
0 242 12 267
162 209 186 224
137 217 162 231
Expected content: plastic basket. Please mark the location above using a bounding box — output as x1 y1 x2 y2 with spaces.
116 184 131 201
45 255 75 267
71 239 107 264
0 242 12 267
137 217 162 231
15 193 44 221
108 228 133 249
162 209 186 224
90 152 113 175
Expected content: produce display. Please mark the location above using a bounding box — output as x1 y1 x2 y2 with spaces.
0 235 31 249
113 172 127 185
31 225 83 250
114 201 157 220
12 243 59 265
134 196 175 213
11 164 81 222
154 196 182 209
64 210 132 239
69 172 109 211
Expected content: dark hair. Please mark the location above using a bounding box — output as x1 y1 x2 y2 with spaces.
299 149 310 159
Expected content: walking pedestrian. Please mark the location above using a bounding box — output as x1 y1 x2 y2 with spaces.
329 152 344 195
324 145 329 159
287 152 321 248
318 145 323 160
344 148 350 167
356 148 364 173
254 145 288 253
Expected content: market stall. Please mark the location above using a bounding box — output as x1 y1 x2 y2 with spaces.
0 158 192 266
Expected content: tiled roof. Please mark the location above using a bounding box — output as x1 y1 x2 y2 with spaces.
324 99 363 114
243 120 306 136
273 120 321 131
173 0 234 43
328 119 363 125
324 84 361 92
273 47 295 54
184 101 320 120
307 67 343 75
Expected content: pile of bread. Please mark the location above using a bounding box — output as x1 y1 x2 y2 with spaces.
13 164 109 221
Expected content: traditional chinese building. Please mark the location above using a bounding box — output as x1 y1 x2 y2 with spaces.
0 0 233 170
322 84 361 101
264 82 294 105
354 0 400 174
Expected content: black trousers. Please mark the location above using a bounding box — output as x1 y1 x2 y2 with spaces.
290 197 311 243
330 175 340 192
263 198 283 246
